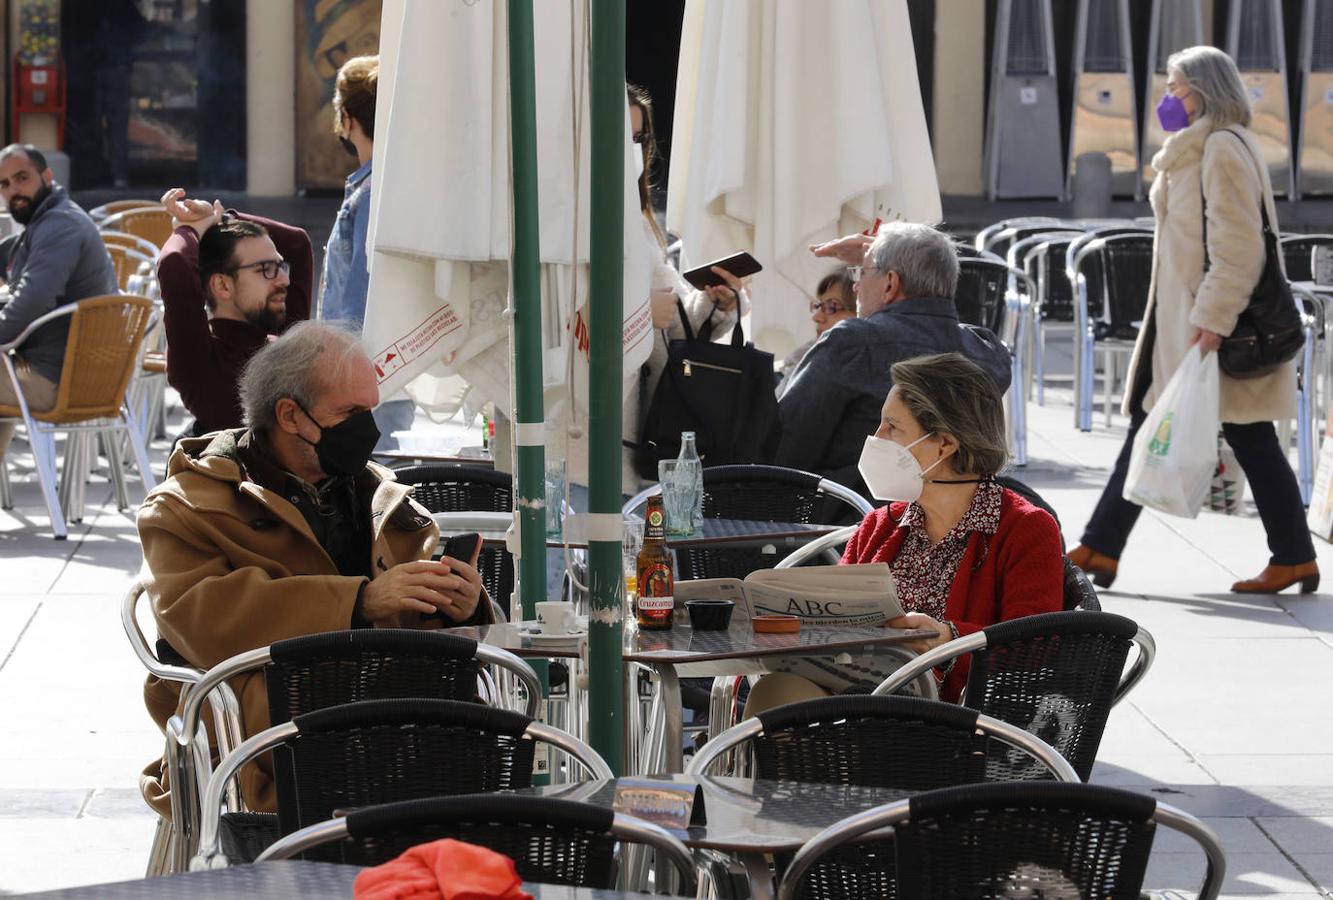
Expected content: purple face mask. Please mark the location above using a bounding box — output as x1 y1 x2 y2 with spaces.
1156 93 1191 132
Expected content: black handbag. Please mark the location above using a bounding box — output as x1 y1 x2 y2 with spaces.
632 300 781 480
1201 129 1305 379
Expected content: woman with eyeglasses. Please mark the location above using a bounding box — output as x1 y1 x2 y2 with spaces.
777 268 856 392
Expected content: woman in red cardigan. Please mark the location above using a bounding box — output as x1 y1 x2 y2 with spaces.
746 353 1065 712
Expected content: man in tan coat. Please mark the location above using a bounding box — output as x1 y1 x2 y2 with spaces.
137 321 492 817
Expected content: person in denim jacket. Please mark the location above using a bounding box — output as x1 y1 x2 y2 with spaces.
319 54 415 450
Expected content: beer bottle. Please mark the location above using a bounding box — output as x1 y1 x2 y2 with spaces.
635 495 675 630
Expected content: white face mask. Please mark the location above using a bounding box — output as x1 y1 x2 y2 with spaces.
857 433 944 503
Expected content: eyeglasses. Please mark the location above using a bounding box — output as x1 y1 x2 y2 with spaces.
809 300 847 316
230 259 290 280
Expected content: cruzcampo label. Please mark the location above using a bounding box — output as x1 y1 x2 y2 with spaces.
1147 414 1173 457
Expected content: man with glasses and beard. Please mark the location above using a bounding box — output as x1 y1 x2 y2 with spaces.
156 189 313 438
0 143 118 467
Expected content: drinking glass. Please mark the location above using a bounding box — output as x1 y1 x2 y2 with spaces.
658 460 696 537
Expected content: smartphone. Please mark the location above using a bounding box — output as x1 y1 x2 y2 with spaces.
681 251 763 291
441 532 482 566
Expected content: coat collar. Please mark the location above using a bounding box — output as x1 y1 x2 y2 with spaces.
1151 114 1214 174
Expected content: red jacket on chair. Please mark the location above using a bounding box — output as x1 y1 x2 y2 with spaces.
841 488 1064 701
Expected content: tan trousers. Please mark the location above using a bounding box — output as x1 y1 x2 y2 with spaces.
0 360 58 458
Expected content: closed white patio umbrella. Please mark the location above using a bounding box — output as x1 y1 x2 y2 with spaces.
363 0 651 441
666 0 942 355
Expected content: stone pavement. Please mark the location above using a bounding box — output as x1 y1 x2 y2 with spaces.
2 364 1333 896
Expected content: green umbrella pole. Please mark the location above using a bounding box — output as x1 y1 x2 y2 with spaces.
586 0 626 773
507 0 546 625
507 0 550 783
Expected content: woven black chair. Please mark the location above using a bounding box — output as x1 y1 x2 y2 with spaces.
688 695 1078 785
393 464 515 610
1069 232 1154 430
777 782 1226 900
169 630 540 866
1280 234 1333 282
874 612 1154 781
688 696 1077 896
254 794 697 893
953 257 1012 335
623 464 873 580
192 698 612 869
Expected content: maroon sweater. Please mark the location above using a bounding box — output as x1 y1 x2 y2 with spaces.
156 213 313 433
841 488 1064 701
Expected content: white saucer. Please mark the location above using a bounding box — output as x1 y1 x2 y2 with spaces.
527 629 587 645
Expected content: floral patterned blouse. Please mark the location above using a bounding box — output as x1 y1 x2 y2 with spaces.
888 478 1004 622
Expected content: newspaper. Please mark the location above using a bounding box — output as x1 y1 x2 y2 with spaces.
674 564 904 627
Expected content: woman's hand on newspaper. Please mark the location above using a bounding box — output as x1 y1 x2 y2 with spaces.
885 613 953 654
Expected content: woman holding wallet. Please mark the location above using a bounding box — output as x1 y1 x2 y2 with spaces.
1068 46 1318 594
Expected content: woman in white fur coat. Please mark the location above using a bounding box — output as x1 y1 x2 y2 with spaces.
1069 46 1318 595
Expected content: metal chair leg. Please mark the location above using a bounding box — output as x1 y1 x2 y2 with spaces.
1034 315 1046 406
104 427 133 512
0 449 11 510
145 815 173 877
29 426 67 539
123 404 158 493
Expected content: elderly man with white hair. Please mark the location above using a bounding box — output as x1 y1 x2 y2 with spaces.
776 223 1012 503
134 320 492 818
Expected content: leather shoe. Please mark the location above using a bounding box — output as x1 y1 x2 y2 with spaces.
1230 561 1320 594
1068 544 1119 589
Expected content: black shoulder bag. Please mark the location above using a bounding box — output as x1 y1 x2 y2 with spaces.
1201 129 1304 379
633 299 781 480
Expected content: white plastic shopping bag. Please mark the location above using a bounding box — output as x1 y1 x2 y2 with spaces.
1123 345 1220 518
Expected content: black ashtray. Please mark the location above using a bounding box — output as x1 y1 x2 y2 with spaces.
686 599 735 631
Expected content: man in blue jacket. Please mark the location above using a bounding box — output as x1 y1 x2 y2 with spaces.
0 144 118 460
777 223 1012 501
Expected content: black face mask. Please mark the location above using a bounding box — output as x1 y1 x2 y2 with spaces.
295 401 380 477
339 136 359 159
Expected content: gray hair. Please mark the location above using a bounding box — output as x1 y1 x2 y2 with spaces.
1168 46 1252 129
238 320 369 432
867 222 959 299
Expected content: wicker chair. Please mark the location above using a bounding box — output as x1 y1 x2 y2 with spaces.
101 229 163 260
89 199 162 224
392 464 515 611
0 295 156 538
874 611 1155 781
1008 231 1086 405
165 629 539 868
101 207 176 250
622 464 873 579
192 698 612 869
689 695 1078 898
255 794 697 894
777 782 1226 900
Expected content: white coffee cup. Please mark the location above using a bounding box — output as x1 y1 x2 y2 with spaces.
536 600 574 635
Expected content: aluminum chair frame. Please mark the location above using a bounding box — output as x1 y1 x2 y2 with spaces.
0 298 156 539
100 231 163 260
687 700 1079 783
1009 232 1088 406
100 208 175 250
89 200 162 224
975 218 1068 255
1067 233 1155 431
872 618 1155 707
1287 284 1322 504
191 708 614 869
168 635 540 869
775 788 1226 900
954 257 1032 465
121 581 244 875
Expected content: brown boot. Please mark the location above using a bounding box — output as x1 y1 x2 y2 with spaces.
1068 544 1119 589
1230 561 1320 594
